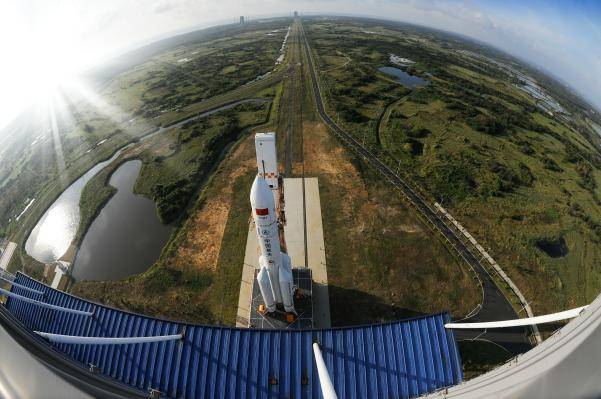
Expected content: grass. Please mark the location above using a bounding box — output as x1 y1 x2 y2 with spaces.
304 17 601 317
301 119 480 325
104 20 290 121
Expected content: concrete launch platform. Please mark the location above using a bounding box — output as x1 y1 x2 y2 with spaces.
236 177 331 328
249 268 313 329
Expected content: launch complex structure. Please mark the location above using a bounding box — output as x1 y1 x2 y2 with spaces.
245 132 315 329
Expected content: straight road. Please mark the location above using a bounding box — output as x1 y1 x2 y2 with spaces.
299 20 530 354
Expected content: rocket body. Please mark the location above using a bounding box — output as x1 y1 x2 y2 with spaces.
250 175 295 313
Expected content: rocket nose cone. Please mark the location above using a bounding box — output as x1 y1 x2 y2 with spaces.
250 175 275 209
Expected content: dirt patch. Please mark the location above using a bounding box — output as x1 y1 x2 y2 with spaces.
172 135 256 271
126 133 177 158
398 224 422 233
303 121 369 219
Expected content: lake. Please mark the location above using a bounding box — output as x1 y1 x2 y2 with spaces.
379 66 430 88
72 160 173 281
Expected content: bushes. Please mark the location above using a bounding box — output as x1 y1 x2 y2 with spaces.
402 139 424 155
428 161 476 203
149 114 241 224
490 161 522 194
339 107 370 124
407 127 431 138
467 114 507 135
153 178 196 223
518 141 535 155
519 162 536 186
542 156 563 172
576 161 596 192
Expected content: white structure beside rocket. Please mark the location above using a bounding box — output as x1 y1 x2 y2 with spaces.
250 133 296 315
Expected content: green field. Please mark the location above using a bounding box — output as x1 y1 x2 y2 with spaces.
304 17 601 315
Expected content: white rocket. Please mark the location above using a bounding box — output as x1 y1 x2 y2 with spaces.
251 133 296 314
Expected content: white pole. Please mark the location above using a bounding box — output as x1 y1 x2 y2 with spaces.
0 287 92 316
0 275 44 296
313 343 338 399
35 331 182 345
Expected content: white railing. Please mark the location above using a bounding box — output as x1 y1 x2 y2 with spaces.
0 275 44 296
35 332 182 345
0 288 92 316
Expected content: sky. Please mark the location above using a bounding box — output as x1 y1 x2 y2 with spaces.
0 0 600 131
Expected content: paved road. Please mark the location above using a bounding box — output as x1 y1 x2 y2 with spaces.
299 21 530 354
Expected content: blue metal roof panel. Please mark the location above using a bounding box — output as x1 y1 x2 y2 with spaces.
5 272 463 398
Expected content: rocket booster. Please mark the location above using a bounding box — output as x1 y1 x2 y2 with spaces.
250 175 295 313
251 176 283 303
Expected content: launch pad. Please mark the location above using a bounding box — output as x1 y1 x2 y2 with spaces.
249 268 313 329
236 132 330 329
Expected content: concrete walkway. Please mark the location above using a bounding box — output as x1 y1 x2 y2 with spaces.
236 177 331 328
283 179 306 267
0 241 16 271
302 178 331 328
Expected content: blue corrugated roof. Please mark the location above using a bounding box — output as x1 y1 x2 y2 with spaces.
5 272 462 398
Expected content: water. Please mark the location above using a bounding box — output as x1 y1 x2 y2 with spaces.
24 98 270 265
378 66 429 88
25 149 125 263
72 160 173 281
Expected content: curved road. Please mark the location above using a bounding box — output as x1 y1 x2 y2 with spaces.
299 21 530 354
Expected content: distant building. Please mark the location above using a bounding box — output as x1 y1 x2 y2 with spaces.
294 11 298 17
240 16 245 24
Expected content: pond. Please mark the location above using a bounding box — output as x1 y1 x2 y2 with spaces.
378 66 430 88
25 149 126 263
72 160 173 281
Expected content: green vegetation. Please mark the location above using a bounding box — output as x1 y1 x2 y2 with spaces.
305 17 601 315
71 132 260 324
7 18 601 376
105 21 289 120
69 87 275 323
296 21 479 324
1 19 288 274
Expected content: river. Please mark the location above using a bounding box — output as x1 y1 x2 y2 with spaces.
72 160 172 281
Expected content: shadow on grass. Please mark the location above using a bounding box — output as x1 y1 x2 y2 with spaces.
459 340 514 380
327 284 427 327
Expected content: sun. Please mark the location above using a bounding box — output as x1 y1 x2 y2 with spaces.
0 3 92 128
